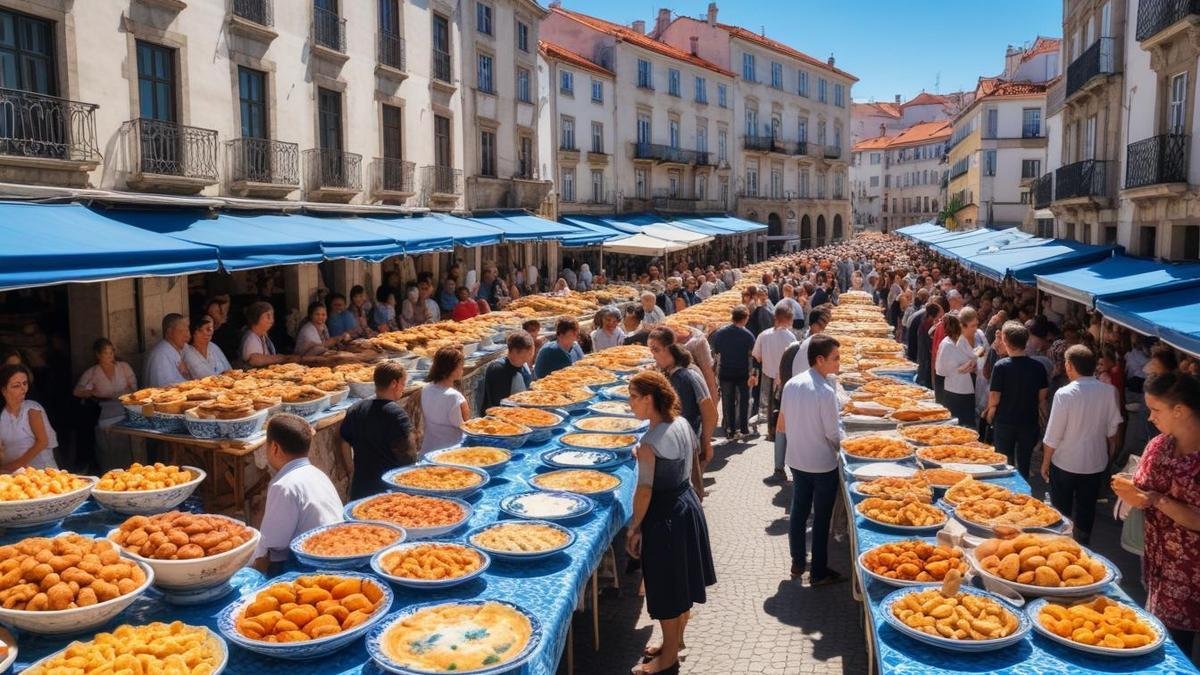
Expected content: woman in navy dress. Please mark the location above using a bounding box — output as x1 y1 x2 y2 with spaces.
625 370 716 674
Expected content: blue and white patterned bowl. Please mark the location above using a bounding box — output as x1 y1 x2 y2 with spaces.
382 465 490 499
0 555 154 635
460 421 534 451
881 584 1030 652
365 599 542 675
0 474 97 528
147 412 188 434
558 432 639 456
967 546 1119 597
369 541 490 589
348 380 376 399
326 387 350 407
344 494 475 539
110 516 260 592
586 400 636 418
424 446 512 475
280 393 331 417
1025 596 1166 656
27 625 228 673
123 403 152 428
541 448 626 472
569 415 649 435
498 491 595 521
483 407 566 446
183 408 269 441
528 469 622 500
466 520 576 561
91 466 206 516
599 384 630 400
217 571 393 661
289 521 406 570
855 539 962 588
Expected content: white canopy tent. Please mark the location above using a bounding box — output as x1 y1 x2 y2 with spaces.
637 223 714 247
601 232 693 256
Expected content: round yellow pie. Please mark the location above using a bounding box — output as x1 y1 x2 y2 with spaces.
560 432 637 449
391 466 483 491
470 522 570 553
531 469 620 494
380 602 532 672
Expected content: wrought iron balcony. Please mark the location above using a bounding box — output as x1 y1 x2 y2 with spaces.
422 164 462 195
0 88 100 163
125 118 218 180
304 148 361 192
1022 124 1043 138
312 6 346 53
233 0 272 26
1125 134 1190 189
378 31 405 71
1033 172 1053 209
1066 37 1117 99
632 142 708 165
432 49 452 84
373 157 414 194
744 135 783 152
1136 0 1200 41
228 137 298 185
1055 159 1112 201
823 144 842 160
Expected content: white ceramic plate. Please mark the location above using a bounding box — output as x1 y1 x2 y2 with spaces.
849 463 918 481
1025 596 1166 656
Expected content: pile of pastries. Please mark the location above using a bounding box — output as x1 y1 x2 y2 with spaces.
1037 597 1158 649
485 406 561 428
891 587 1020 640
856 498 947 527
429 447 510 468
560 433 637 449
389 466 483 492
917 444 1007 465
378 543 484 581
975 534 1108 587
0 534 147 610
470 522 570 553
504 388 593 408
861 540 968 581
531 365 618 392
461 418 529 437
662 290 745 332
841 435 914 460
299 523 402 558
889 403 952 423
110 512 253 560
350 493 466 529
97 463 194 492
855 477 932 503
0 467 89 501
578 344 653 370
573 416 645 433
26 621 224 674
955 493 1062 529
943 478 1014 506
234 575 385 642
913 468 970 487
900 424 979 446
531 469 620 494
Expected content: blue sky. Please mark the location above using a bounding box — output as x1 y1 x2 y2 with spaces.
569 1 1063 102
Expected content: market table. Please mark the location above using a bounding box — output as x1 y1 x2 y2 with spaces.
842 456 1200 674
3 427 637 674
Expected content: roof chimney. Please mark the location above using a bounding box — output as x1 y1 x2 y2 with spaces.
827 54 835 67
690 35 700 56
631 19 646 34
895 94 901 104
707 2 718 27
654 8 671 37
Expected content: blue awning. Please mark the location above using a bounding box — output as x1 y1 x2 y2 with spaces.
356 216 454 254
0 202 219 290
1098 287 1200 356
1036 255 1200 308
412 212 504 247
596 214 713 245
553 216 623 247
932 228 1033 257
963 238 1117 282
668 215 767 235
895 222 945 240
468 210 582 242
221 213 403 262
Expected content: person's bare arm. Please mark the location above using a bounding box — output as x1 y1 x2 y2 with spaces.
625 445 656 560
699 397 716 465
986 391 1000 422
2 409 49 473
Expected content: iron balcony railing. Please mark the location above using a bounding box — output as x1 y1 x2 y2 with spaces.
228 137 298 185
304 148 361 191
823 144 841 159
1055 159 1112 200
374 157 414 193
0 88 100 162
312 5 346 52
233 0 272 26
1125 134 1190 189
1067 37 1117 99
1136 0 1200 41
125 118 218 180
743 135 783 152
1033 172 1053 209
378 31 405 71
432 49 452 83
632 142 709 165
1022 124 1043 138
422 165 462 195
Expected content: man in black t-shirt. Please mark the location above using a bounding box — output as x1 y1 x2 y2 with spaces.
479 332 535 410
985 321 1048 479
339 362 416 500
709 305 756 438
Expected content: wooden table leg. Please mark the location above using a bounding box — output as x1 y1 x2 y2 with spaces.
591 570 600 651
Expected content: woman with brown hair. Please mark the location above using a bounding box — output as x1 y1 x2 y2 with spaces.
419 346 469 452
626 370 716 675
935 312 978 427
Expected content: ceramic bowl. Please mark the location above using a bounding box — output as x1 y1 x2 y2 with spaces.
108 517 260 592
382 465 490 499
0 475 97 528
289 521 407 570
369 541 491 589
183 408 269 441
90 466 206 516
0 558 153 635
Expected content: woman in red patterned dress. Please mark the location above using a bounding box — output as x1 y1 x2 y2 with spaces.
1112 371 1200 664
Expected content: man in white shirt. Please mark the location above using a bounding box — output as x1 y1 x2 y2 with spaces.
777 334 845 586
790 307 831 377
589 307 626 352
253 414 344 572
640 291 666 327
1041 345 1122 544
751 305 798 460
142 313 191 388
697 273 716 300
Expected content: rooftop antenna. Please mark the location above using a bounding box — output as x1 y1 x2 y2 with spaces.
934 72 941 93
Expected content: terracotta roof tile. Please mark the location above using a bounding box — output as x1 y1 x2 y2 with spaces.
853 134 894 151
1021 36 1061 62
903 92 951 108
551 8 735 78
538 40 614 78
715 23 859 82
853 101 901 119
887 120 952 148
976 79 1047 100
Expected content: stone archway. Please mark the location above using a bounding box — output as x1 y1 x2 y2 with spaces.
767 212 783 254
833 214 843 242
816 214 827 246
800 214 812 249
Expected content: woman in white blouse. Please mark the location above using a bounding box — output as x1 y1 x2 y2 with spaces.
183 315 232 379
73 338 137 470
419 347 470 452
1 363 58 471
294 301 350 357
935 312 978 428
958 307 989 424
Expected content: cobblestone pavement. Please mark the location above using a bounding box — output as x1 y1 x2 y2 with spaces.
561 431 869 675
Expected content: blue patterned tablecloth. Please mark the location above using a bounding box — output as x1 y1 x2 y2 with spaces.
3 431 636 674
843 458 1199 674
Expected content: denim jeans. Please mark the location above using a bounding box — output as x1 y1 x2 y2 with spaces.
788 467 840 578
993 422 1040 480
719 376 750 434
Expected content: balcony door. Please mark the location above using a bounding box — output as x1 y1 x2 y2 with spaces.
317 87 344 184
0 9 62 158
136 41 179 174
238 67 269 180
432 14 451 83
434 114 452 192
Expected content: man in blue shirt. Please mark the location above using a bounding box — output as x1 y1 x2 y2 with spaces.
534 318 583 379
326 293 357 338
709 305 756 439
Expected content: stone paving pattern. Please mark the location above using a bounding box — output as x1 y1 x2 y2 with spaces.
559 432 1151 674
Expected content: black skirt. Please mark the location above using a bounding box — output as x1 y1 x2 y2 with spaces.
641 480 717 620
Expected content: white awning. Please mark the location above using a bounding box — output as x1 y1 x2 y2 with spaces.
601 232 691 256
638 223 714 246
